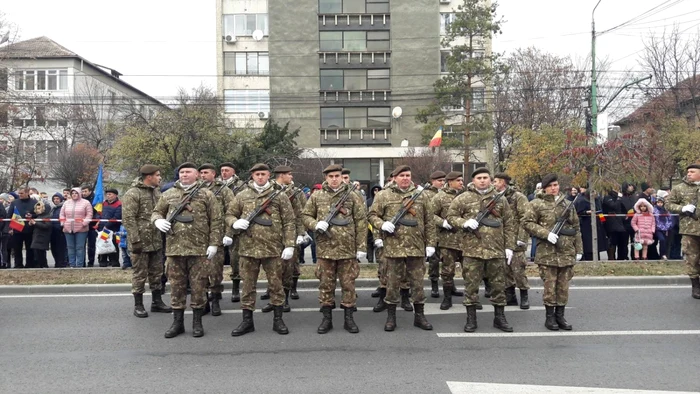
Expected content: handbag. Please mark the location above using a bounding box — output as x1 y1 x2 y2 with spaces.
96 230 117 255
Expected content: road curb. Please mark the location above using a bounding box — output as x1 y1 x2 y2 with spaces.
0 275 689 294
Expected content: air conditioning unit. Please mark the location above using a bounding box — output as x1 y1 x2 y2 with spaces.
258 111 270 120
224 35 236 43
440 0 450 4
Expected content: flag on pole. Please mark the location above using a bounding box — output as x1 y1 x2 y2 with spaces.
92 164 104 215
428 127 443 147
9 207 25 232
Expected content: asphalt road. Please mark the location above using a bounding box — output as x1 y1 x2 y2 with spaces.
1 284 699 393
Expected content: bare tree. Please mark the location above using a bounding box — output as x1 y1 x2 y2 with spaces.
398 147 453 184
51 143 102 188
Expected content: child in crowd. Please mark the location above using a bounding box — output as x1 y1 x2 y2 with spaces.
631 199 656 260
117 225 131 269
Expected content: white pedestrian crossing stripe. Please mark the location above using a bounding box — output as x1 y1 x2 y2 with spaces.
446 381 699 393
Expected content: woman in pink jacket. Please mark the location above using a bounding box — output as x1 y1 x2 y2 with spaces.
631 199 656 260
60 187 93 268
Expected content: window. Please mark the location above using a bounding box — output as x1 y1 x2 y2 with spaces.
320 69 390 90
224 52 269 75
320 31 389 51
319 0 342 13
367 69 390 89
345 107 366 128
319 0 389 13
366 31 390 50
320 70 343 90
0 68 7 91
366 0 389 13
343 0 364 13
13 69 68 91
440 51 450 73
35 107 46 127
320 32 343 51
368 107 390 127
440 13 456 35
472 88 485 112
344 70 366 90
224 89 270 113
344 31 366 51
321 108 344 128
320 107 390 128
223 14 269 37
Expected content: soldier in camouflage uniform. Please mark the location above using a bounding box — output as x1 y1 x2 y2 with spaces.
199 163 236 316
122 164 172 318
522 173 583 330
431 171 464 310
368 165 437 332
666 163 700 299
494 172 531 310
447 167 516 333
302 164 367 334
228 163 296 336
219 162 245 303
151 162 222 338
424 171 446 298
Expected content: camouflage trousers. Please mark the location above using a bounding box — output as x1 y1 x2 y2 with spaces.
538 265 574 306
385 257 426 305
376 247 409 289
682 235 700 279
227 237 240 281
207 248 225 294
240 256 284 311
315 258 360 308
166 256 209 310
427 249 441 281
438 247 461 287
131 250 164 294
462 257 506 306
282 246 301 289
505 251 530 290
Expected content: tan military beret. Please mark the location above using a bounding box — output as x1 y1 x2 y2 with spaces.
323 164 343 174
430 171 447 180
249 163 270 173
273 165 293 174
391 165 411 177
446 171 462 181
139 164 160 175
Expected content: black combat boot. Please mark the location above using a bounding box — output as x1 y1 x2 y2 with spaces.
483 278 492 298
493 305 513 332
343 306 359 333
430 280 440 298
230 279 240 303
260 289 270 300
400 289 413 312
371 286 381 298
192 308 204 337
413 304 433 330
519 289 530 310
211 293 222 316
133 293 148 318
164 309 185 338
317 306 333 334
283 289 292 313
384 304 397 331
373 288 387 312
231 309 255 336
555 306 572 330
440 285 453 310
475 303 483 310
203 294 211 315
505 286 518 306
290 277 300 300
691 277 700 299
452 287 464 297
544 306 558 331
464 305 477 332
272 306 289 335
261 303 274 313
150 289 172 313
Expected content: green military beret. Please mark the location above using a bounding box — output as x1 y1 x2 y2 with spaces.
471 167 490 178
178 162 197 170
445 171 462 181
341 168 351 175
198 163 217 172
391 165 411 177
493 172 511 183
687 164 700 170
139 164 160 176
220 162 235 170
541 173 558 189
273 165 293 174
430 171 447 180
249 163 270 173
323 164 343 174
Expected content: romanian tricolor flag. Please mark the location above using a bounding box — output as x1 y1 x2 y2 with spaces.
92 164 104 215
9 207 24 232
598 213 606 223
429 127 443 147
99 229 110 241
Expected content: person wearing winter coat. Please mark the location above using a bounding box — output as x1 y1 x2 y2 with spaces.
603 189 628 260
29 201 52 268
7 187 38 268
620 182 640 259
631 199 656 260
97 188 122 267
574 189 608 261
0 194 9 268
60 187 93 268
49 193 68 267
654 198 673 260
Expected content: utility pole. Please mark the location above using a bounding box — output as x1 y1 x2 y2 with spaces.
589 0 602 263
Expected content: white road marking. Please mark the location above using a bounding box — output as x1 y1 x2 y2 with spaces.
446 381 699 393
437 330 700 338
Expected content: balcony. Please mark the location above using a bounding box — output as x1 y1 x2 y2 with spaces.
318 14 390 30
319 51 391 68
320 90 391 106
320 128 391 146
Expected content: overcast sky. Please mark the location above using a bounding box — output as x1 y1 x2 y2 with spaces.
2 0 698 102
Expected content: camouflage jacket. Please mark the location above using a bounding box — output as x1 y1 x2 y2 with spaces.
431 187 463 251
522 192 583 267
301 182 367 260
205 180 236 242
446 184 516 259
151 180 222 257
226 181 295 259
505 187 530 252
273 180 307 237
423 185 440 210
368 183 436 258
121 178 162 253
666 179 700 236
220 175 246 195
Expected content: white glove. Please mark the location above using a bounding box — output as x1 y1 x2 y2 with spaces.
547 232 559 244
281 247 294 260
464 219 479 230
233 219 250 230
682 204 696 213
296 235 305 245
426 247 435 257
315 221 329 232
576 253 583 261
154 219 171 233
381 221 395 233
505 249 513 265
374 239 384 248
206 246 217 260
516 240 526 247
303 233 312 243
356 251 367 260
442 219 452 230
222 236 233 246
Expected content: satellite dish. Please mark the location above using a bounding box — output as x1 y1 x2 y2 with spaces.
392 106 403 119
252 30 264 41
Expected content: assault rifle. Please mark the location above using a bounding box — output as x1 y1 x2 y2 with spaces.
385 182 431 235
289 184 306 203
244 185 287 231
550 193 581 242
467 189 506 240
165 181 205 234
231 181 247 195
317 183 357 237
